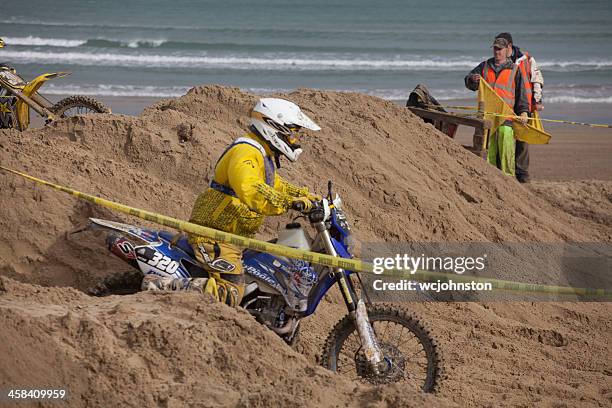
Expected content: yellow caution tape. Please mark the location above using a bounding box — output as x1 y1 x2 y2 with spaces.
0 164 610 298
420 103 612 129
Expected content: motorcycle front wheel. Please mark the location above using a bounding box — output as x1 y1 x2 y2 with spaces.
320 305 440 392
51 95 110 117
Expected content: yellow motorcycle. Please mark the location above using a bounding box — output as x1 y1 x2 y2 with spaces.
0 38 110 131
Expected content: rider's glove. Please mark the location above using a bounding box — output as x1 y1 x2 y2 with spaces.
291 197 313 212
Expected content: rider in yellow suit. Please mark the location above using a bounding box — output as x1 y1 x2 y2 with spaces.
142 98 321 306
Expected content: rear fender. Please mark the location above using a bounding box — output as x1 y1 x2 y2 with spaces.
16 72 69 129
24 72 69 97
88 218 161 244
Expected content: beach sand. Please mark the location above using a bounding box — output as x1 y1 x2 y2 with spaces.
3 86 610 407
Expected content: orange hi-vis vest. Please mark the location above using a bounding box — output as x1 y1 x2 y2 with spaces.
482 61 519 109
516 51 534 111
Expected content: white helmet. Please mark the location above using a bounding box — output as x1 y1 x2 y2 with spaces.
250 98 321 162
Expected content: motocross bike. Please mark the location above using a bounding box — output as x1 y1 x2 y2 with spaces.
0 64 109 130
85 182 440 391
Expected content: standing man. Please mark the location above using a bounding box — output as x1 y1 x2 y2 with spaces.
465 36 530 177
495 32 544 183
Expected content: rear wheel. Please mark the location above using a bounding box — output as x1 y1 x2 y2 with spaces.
51 95 110 118
320 305 440 392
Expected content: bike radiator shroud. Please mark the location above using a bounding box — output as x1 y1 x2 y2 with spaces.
242 223 318 312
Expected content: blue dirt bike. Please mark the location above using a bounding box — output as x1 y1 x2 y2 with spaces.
86 182 440 391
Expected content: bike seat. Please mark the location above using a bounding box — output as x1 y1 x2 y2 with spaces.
158 230 195 257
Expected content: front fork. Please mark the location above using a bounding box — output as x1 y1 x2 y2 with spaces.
315 222 385 373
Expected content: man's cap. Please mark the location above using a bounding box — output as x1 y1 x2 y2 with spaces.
491 37 509 49
495 32 513 44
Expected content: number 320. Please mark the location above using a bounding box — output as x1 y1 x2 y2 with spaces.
147 252 179 274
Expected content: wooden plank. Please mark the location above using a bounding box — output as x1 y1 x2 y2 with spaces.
407 106 491 129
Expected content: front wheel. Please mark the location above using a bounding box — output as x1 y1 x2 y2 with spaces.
320 305 440 392
51 95 110 118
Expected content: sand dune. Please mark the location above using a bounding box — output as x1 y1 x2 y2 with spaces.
0 86 610 407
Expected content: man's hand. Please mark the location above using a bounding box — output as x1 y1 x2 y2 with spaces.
535 103 544 111
291 197 313 212
517 112 529 125
469 74 481 83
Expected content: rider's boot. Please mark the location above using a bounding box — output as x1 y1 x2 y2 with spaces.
141 275 191 291
140 275 238 305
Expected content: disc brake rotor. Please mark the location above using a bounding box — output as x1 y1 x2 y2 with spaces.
354 342 407 384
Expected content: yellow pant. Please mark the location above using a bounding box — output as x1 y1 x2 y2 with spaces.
189 237 245 307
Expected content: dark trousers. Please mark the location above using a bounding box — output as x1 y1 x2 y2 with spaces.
515 140 530 181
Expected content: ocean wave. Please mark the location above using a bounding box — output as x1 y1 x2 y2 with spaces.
31 84 426 99
0 50 479 70
539 60 612 69
3 36 86 47
3 36 168 49
0 36 466 54
42 84 305 98
3 36 612 71
34 84 612 104
545 96 612 104
5 50 612 72
85 39 168 48
41 84 190 97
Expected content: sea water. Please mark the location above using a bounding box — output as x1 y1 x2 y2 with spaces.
2 0 611 119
